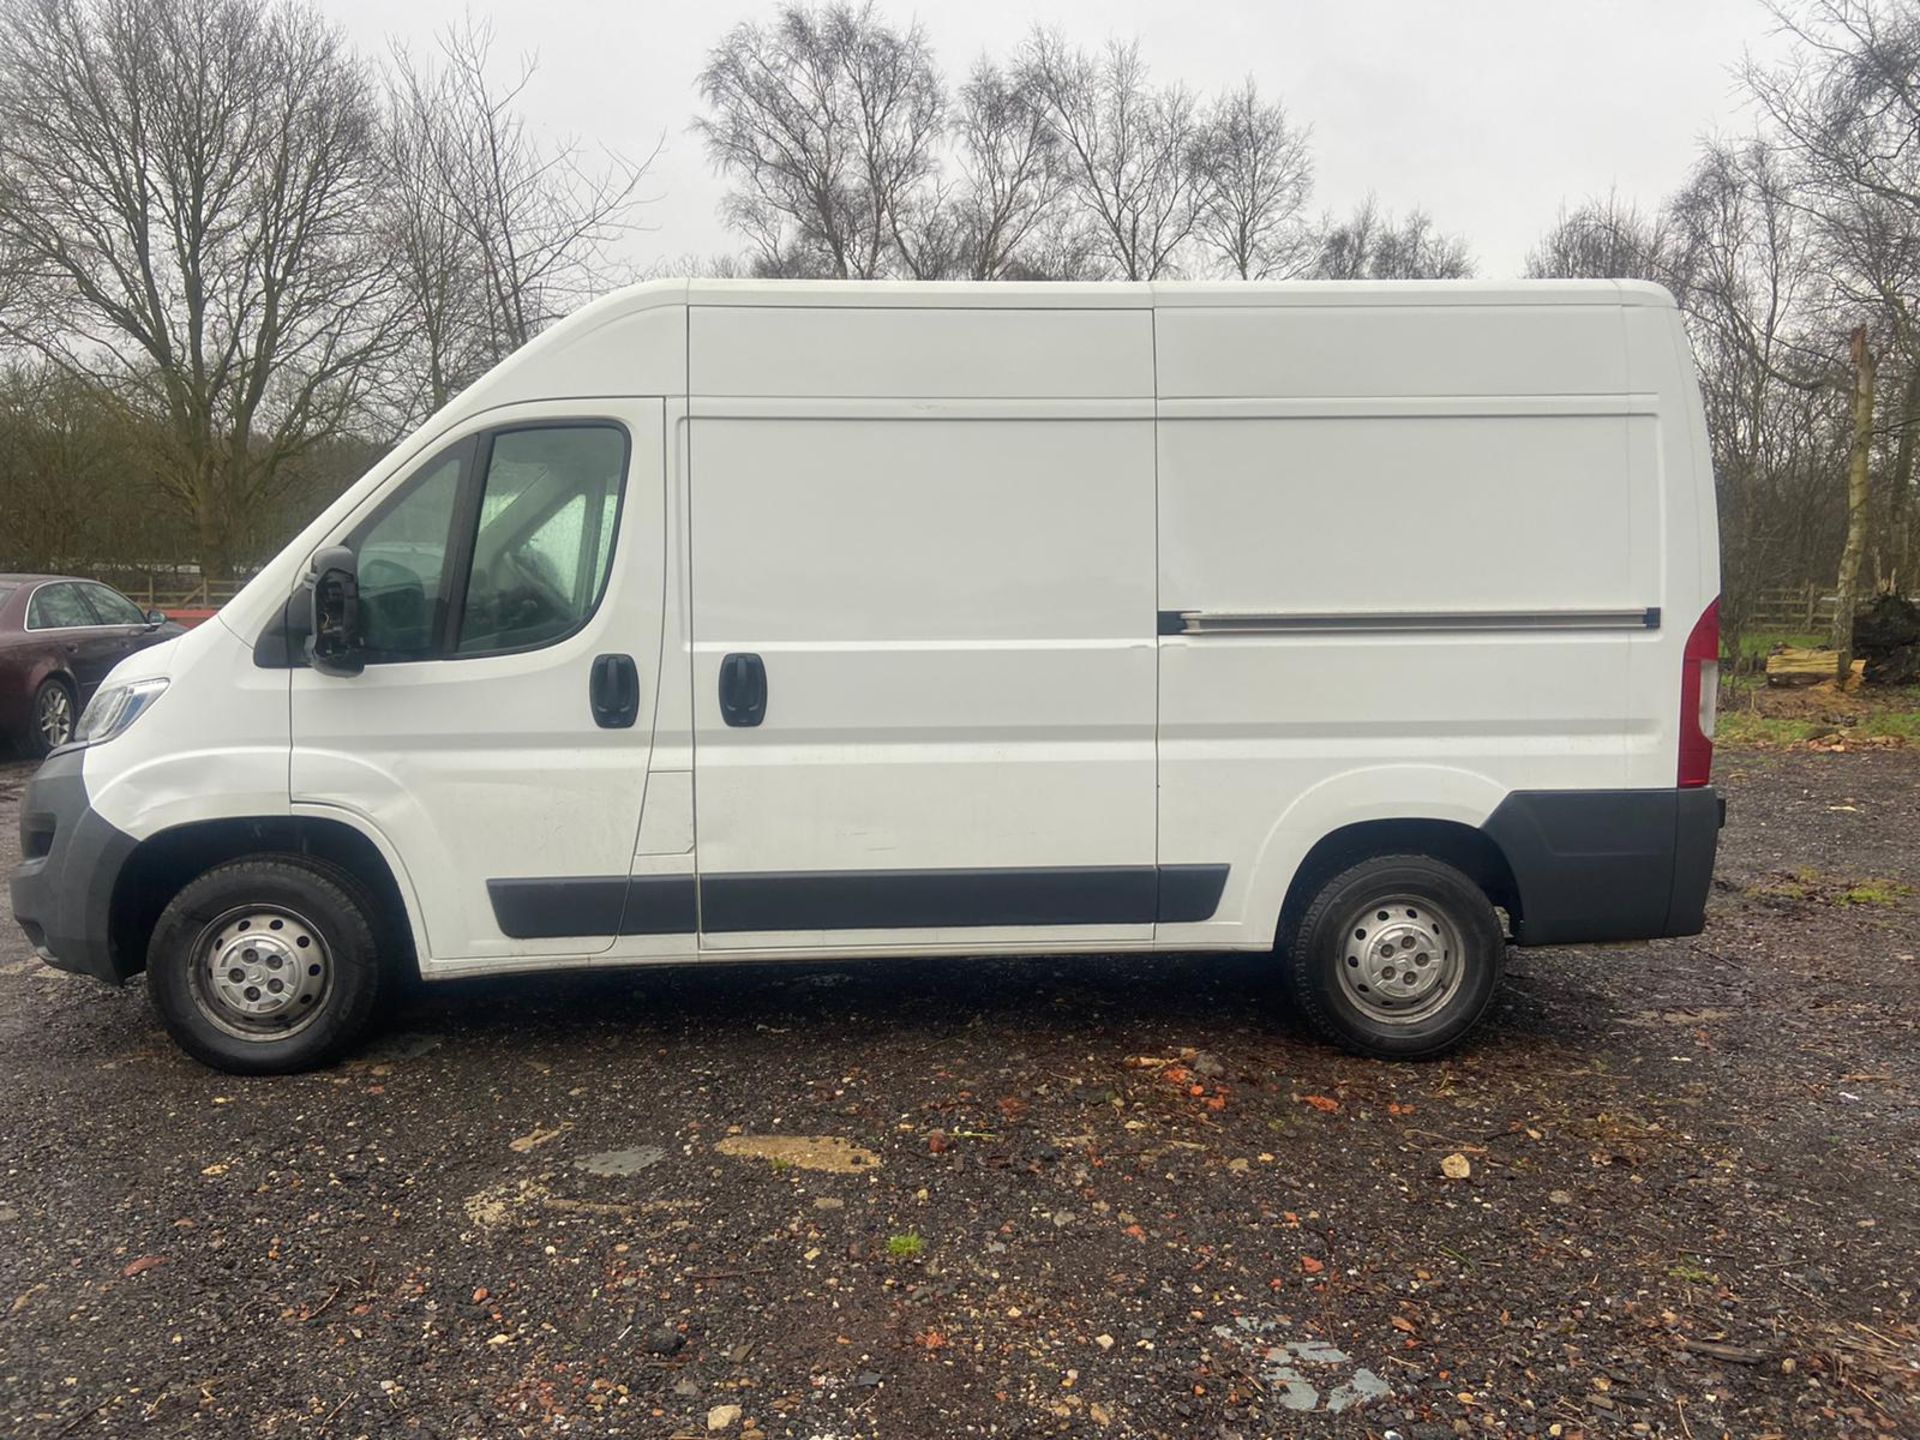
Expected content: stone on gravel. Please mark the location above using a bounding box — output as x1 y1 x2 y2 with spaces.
706 1402 741 1430
576 1145 666 1176
643 1324 685 1355
715 1134 880 1173
1440 1153 1472 1180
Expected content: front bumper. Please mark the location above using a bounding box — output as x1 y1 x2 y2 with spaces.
1482 786 1724 947
10 748 138 983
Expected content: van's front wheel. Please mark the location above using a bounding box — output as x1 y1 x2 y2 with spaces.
148 856 383 1074
1282 854 1504 1059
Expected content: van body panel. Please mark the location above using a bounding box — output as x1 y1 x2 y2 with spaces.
1154 302 1627 399
1150 296 1666 946
77 618 290 844
690 305 1155 399
685 401 1162 950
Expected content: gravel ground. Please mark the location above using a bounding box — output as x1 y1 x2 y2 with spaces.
0 750 1916 1439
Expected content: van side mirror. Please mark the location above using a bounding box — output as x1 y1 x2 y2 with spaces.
144 609 167 627
307 545 364 677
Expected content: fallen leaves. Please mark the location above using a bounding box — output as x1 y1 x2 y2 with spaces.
1301 1095 1341 1114
121 1255 167 1278
1299 1255 1325 1276
1125 1052 1232 1111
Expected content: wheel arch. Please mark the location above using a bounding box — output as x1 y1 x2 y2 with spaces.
1274 817 1523 950
109 815 421 981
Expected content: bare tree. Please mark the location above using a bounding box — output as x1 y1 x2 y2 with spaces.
1748 0 1920 595
1526 191 1686 295
695 2 944 279
1668 139 1840 661
380 49 490 425
385 18 655 417
946 60 1071 280
0 0 394 575
1019 31 1205 281
1313 196 1474 279
1192 77 1314 280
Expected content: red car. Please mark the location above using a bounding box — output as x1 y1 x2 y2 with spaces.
0 575 183 757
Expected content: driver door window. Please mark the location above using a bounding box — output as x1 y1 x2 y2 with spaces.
456 426 626 655
345 423 626 663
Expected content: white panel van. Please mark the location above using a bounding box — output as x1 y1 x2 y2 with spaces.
10 280 1723 1074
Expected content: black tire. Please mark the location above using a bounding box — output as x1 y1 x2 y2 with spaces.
23 676 76 758
147 854 384 1074
1280 853 1504 1060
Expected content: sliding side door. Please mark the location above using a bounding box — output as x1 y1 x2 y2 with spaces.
688 401 1163 952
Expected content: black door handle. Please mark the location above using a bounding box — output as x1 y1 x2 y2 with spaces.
589 653 639 729
718 652 766 727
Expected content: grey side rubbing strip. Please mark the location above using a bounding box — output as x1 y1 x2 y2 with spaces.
487 865 1231 938
487 875 697 939
1158 608 1661 636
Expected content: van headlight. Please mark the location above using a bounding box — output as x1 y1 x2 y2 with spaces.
73 677 169 746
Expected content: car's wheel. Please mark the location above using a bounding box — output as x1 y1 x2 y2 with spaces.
1280 854 1505 1059
147 855 384 1074
25 677 76 757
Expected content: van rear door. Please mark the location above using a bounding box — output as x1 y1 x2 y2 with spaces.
290 399 669 964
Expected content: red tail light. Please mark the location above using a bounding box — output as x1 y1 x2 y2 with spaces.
1678 598 1719 788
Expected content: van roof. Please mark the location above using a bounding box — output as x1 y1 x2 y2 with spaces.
652 277 1678 311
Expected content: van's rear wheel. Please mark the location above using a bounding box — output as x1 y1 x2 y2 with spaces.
1282 854 1504 1059
148 856 383 1074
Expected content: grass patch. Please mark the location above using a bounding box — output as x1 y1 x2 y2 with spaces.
885 1232 925 1260
1716 712 1835 748
1747 866 1822 902
1735 629 1826 662
1745 868 1912 907
1838 882 1915 906
1861 710 1920 741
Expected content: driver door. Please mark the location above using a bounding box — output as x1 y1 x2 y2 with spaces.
291 400 667 964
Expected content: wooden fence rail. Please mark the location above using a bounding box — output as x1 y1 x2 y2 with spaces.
49 569 253 613
1750 583 1837 631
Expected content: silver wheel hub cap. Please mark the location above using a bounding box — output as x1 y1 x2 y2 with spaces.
196 908 330 1033
1336 893 1465 1025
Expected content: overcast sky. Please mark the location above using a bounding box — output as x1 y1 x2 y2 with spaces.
323 0 1796 279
